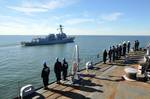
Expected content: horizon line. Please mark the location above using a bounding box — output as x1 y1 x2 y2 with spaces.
0 34 150 36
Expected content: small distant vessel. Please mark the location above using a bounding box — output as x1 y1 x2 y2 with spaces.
21 25 75 46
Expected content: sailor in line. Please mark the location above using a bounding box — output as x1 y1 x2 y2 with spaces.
123 41 127 56
108 47 112 63
41 62 50 89
103 49 107 64
135 40 140 51
134 40 139 51
116 45 119 59
119 44 122 57
54 58 62 84
62 58 68 81
127 41 131 53
137 40 140 50
112 46 116 62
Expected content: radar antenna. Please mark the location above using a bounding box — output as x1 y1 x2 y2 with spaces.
57 25 64 34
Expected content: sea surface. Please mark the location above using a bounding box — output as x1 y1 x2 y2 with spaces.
0 35 150 98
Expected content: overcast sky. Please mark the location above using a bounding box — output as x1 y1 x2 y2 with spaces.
0 0 150 35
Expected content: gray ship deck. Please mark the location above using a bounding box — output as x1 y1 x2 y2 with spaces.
27 51 150 99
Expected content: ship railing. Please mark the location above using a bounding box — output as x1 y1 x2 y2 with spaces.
0 53 103 99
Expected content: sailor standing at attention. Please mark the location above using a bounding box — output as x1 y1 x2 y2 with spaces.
108 47 112 63
103 49 107 64
41 62 50 90
116 45 119 59
127 41 131 53
119 44 122 57
54 58 62 84
112 46 116 62
123 41 127 56
134 40 137 51
62 58 68 80
136 40 140 50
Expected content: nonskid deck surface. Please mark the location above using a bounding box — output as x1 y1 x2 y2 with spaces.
27 51 150 99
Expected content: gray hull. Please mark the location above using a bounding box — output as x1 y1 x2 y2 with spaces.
21 37 75 46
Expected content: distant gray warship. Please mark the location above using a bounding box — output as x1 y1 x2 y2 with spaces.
21 25 75 46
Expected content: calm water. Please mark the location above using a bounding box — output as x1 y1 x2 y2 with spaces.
0 35 150 98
